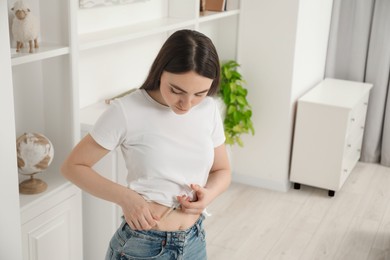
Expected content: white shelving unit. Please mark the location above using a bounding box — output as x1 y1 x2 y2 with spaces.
3 0 82 259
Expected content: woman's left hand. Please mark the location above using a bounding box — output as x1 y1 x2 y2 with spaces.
177 184 211 215
178 144 231 215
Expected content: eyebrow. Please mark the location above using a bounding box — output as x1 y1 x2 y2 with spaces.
170 84 210 94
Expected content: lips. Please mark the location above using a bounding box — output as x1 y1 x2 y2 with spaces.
176 107 189 112
175 106 189 113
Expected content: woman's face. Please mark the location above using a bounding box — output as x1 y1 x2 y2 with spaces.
159 70 213 115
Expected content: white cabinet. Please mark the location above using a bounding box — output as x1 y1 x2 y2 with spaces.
20 184 82 260
290 78 372 196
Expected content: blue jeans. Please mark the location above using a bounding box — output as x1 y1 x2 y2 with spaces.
105 215 207 260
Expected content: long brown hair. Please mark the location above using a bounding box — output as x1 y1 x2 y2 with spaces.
140 29 220 96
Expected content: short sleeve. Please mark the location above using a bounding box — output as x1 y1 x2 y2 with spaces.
90 101 127 151
211 100 226 147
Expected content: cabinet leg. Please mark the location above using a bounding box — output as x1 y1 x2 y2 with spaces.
328 190 335 197
293 183 301 190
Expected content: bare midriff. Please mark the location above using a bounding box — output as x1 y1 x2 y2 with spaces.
148 202 201 231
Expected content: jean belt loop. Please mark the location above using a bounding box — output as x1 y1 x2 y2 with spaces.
166 232 171 244
195 222 201 237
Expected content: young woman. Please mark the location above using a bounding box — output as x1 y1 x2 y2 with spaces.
61 29 231 260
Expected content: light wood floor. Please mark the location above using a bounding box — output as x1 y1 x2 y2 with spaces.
204 162 390 260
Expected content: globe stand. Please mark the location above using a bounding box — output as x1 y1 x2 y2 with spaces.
19 173 47 194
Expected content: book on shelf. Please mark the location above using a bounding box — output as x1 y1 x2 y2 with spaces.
204 0 226 12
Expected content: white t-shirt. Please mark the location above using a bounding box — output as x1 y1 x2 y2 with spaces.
90 89 225 207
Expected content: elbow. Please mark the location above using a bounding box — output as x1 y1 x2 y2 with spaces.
60 160 72 180
226 170 232 188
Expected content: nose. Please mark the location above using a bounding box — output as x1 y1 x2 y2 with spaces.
179 95 192 110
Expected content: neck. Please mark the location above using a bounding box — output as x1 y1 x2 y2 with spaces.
146 89 167 106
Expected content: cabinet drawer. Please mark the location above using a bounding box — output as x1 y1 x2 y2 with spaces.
346 94 369 141
345 123 365 153
348 94 369 126
341 133 363 186
344 131 364 160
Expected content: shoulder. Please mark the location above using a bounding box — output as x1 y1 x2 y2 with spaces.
199 96 218 109
112 89 145 109
197 96 224 117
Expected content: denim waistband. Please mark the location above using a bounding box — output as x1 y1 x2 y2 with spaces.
122 214 205 245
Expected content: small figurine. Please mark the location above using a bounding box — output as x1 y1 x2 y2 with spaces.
11 1 39 53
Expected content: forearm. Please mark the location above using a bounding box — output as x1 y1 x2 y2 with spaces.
203 144 232 204
179 168 231 214
61 164 129 207
204 168 231 203
61 134 135 207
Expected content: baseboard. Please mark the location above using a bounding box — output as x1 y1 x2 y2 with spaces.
232 172 291 192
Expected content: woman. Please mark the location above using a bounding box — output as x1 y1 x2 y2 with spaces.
61 29 231 260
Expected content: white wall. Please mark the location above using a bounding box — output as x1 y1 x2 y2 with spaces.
79 36 163 108
0 2 23 259
291 0 334 100
233 0 333 191
78 1 170 108
78 0 166 34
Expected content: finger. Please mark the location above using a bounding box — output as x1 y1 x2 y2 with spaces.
124 213 139 230
180 205 204 215
191 184 201 192
178 196 191 208
126 215 144 230
131 219 141 230
190 184 204 200
138 217 153 230
143 210 159 228
127 220 137 230
178 196 204 211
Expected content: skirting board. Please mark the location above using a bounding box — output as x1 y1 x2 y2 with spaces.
232 172 291 192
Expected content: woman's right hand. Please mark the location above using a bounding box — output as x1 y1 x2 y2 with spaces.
119 189 160 230
61 134 159 231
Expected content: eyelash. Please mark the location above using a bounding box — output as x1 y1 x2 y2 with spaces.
170 88 182 95
170 88 206 97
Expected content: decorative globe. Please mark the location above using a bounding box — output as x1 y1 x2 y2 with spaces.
16 133 54 194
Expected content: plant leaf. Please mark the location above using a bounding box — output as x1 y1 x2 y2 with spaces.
220 60 255 147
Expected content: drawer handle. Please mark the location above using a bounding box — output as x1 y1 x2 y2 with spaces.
361 126 365 130
347 144 352 148
343 169 348 173
351 118 356 122
364 102 368 106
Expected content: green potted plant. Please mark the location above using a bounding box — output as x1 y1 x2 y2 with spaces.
219 60 255 146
